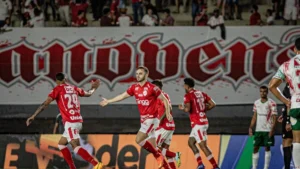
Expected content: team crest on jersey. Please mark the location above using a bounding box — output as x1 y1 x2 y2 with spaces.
135 87 139 91
143 91 147 96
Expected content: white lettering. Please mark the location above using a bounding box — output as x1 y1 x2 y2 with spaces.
70 116 82 120
136 99 150 106
200 118 208 122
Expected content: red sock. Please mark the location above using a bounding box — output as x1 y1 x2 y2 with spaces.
195 153 203 166
59 146 76 169
162 148 176 158
141 141 160 158
168 159 177 169
163 159 171 169
74 146 98 166
207 155 218 168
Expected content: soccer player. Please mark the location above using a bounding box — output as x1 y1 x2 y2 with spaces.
26 73 106 169
99 66 173 169
269 37 300 168
152 80 181 169
178 78 219 169
277 83 293 169
249 86 277 169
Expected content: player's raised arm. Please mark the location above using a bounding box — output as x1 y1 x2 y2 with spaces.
158 93 172 122
26 97 54 126
99 91 131 107
81 79 100 97
269 65 291 108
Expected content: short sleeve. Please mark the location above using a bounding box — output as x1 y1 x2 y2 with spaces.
270 101 277 115
152 86 162 98
75 86 85 97
184 94 191 104
48 88 59 100
126 85 135 96
253 103 257 112
273 64 286 81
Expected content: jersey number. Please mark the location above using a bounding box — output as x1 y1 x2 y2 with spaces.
197 98 205 111
64 94 78 113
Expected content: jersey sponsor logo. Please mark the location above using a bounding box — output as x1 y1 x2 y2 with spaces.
200 118 208 122
137 99 150 106
166 123 175 127
70 115 82 120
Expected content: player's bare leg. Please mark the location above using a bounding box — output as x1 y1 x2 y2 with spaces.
136 131 166 169
282 138 293 169
58 137 76 169
198 141 219 169
292 130 300 168
264 147 271 169
252 146 259 169
188 137 204 169
69 138 103 169
160 143 181 169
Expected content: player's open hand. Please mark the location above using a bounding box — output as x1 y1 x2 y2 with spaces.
91 79 100 89
26 116 35 126
166 113 173 122
100 98 109 107
286 124 292 131
248 128 253 136
178 104 184 110
277 115 283 123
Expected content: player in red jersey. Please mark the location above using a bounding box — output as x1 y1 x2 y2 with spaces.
26 73 108 169
152 80 181 169
178 78 219 169
100 66 173 169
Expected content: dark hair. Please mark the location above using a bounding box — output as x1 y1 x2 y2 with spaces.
103 8 110 15
295 37 300 51
56 72 65 81
252 5 258 11
137 66 149 74
260 85 268 91
152 79 163 89
267 9 273 15
184 78 195 88
213 9 219 14
164 9 170 14
78 10 84 16
34 8 41 16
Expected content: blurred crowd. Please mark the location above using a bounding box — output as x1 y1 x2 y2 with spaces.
0 0 299 28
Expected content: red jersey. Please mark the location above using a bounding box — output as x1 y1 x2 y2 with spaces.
156 92 175 131
250 12 261 25
184 89 211 127
127 81 162 122
70 2 88 21
72 16 87 26
48 83 85 124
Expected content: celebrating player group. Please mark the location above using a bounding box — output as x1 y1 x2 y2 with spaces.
26 37 300 169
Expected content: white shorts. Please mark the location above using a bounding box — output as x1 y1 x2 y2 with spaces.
189 124 209 143
155 128 174 147
62 122 82 142
139 118 159 138
284 7 298 20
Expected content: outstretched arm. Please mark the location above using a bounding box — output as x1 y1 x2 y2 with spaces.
26 97 53 126
100 91 131 106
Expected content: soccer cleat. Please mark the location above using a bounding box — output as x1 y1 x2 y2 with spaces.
175 152 182 168
156 154 165 169
93 162 103 169
197 164 205 169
